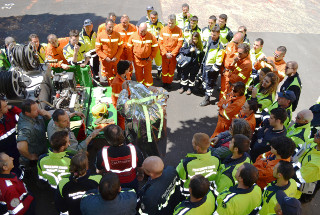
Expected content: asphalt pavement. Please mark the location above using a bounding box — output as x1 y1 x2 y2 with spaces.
1 0 320 214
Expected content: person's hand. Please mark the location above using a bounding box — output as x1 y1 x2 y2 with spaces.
111 57 117 62
248 86 253 91
252 87 258 98
166 52 172 59
122 80 131 89
90 129 101 139
61 63 70 70
233 56 239 63
74 44 80 53
210 137 219 145
38 109 51 119
29 153 38 160
105 57 111 62
267 59 276 67
80 63 86 68
190 47 195 52
186 12 191 19
70 112 85 119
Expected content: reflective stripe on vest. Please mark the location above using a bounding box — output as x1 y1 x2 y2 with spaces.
102 144 137 173
0 127 16 141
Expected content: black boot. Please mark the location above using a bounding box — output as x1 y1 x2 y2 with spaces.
200 95 210 106
156 69 162 80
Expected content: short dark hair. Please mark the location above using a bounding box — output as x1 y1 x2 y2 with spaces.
69 30 79 37
70 151 88 180
117 60 130 75
211 26 220 33
108 12 116 17
150 10 158 16
50 130 69 151
270 108 287 124
99 172 120 200
233 134 250 154
231 118 252 139
238 26 247 33
219 14 228 21
238 43 250 54
189 175 209 199
233 82 246 96
182 3 189 8
209 15 217 21
277 46 287 54
256 38 264 46
0 96 6 109
240 163 259 187
270 136 296 159
247 100 259 113
103 124 125 146
29 33 39 41
52 109 66 122
21 99 36 114
260 67 272 75
190 16 198 22
277 160 295 181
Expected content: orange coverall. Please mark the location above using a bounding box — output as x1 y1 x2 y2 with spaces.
254 151 290 189
95 30 123 84
238 111 256 132
212 94 246 138
254 57 286 82
45 37 69 68
158 26 184 84
111 74 126 130
224 55 252 94
114 23 137 77
221 41 238 97
127 31 158 87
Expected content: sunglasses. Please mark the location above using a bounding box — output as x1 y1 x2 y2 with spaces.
273 52 280 58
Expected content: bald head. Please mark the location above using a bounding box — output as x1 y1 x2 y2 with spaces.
298 109 313 124
192 133 210 152
139 22 148 36
142 156 164 179
232 32 244 45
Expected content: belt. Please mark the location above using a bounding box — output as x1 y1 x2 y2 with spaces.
139 57 149 61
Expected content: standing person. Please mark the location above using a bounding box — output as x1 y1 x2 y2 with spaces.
146 10 164 79
249 38 265 73
29 34 47 64
0 37 16 70
176 133 220 197
138 156 183 214
238 26 250 46
95 124 144 191
201 15 217 48
95 19 123 84
17 99 51 168
212 82 246 138
127 22 158 87
0 153 35 215
46 34 70 69
63 30 90 67
254 46 287 82
137 6 154 26
274 190 302 215
258 161 298 215
55 151 102 215
176 3 193 30
158 14 184 89
0 96 22 176
200 26 223 106
218 14 233 48
97 12 118 35
215 163 261 215
280 61 302 111
248 72 279 111
80 172 137 215
174 175 216 214
178 32 203 95
80 19 100 81
114 15 137 78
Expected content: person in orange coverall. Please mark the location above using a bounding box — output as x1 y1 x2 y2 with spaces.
224 43 252 95
95 19 123 84
254 46 287 82
111 60 131 130
158 14 184 89
253 136 296 189
114 15 137 78
46 34 70 70
220 32 244 98
127 22 158 87
238 100 259 132
212 82 246 138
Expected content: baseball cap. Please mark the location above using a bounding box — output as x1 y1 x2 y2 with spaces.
277 90 296 102
84 19 92 26
276 191 302 215
146 6 154 11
